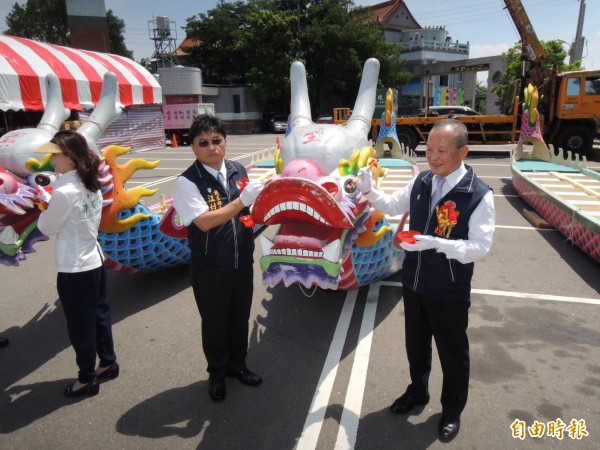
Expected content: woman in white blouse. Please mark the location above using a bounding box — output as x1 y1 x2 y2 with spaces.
36 131 118 398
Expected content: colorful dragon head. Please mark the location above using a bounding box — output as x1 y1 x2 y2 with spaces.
0 71 164 267
250 59 404 290
0 74 71 264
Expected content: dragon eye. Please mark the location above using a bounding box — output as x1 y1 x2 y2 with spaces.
27 172 56 187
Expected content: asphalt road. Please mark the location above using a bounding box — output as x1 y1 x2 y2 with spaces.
1 134 599 449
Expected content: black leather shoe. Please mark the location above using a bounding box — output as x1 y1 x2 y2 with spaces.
64 378 100 397
0 337 9 348
439 415 461 442
208 379 226 402
389 393 429 414
227 369 262 386
97 362 119 382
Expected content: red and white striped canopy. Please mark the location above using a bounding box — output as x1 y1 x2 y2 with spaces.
0 35 162 112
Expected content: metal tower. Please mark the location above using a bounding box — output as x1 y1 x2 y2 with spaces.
148 16 179 69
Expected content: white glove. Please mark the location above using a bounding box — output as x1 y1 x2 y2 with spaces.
38 186 52 202
355 167 374 194
239 181 264 206
400 234 440 252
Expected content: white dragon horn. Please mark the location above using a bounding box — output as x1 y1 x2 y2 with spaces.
37 73 70 132
77 71 122 155
289 61 313 129
346 58 380 135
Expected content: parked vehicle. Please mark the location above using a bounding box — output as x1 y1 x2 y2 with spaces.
270 115 289 133
334 102 520 150
504 0 599 156
417 106 481 117
333 1 600 156
315 114 335 124
163 103 215 145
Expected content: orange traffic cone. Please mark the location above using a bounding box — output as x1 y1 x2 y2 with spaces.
171 133 178 148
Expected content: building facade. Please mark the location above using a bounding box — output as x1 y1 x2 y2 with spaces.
374 0 505 114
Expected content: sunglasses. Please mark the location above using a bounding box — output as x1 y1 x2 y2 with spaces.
198 137 224 148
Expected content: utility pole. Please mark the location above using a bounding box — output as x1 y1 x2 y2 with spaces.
570 0 586 65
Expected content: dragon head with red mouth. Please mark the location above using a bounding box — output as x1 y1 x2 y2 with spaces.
249 59 404 290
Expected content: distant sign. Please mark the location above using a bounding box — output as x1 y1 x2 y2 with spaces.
451 63 490 72
163 103 215 129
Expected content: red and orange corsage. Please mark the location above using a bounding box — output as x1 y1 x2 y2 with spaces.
434 201 459 238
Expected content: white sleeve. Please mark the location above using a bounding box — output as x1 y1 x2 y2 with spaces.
37 190 70 236
365 176 414 216
173 176 208 226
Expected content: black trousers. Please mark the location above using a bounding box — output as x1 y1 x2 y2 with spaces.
190 265 253 380
402 287 470 417
57 264 116 383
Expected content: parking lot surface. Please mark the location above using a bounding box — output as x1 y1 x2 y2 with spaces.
1 136 599 449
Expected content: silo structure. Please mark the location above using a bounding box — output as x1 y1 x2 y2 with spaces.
158 66 203 104
158 66 214 145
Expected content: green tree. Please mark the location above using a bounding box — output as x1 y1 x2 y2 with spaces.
5 0 133 58
182 0 412 116
475 80 487 113
299 0 411 114
182 1 257 85
106 10 133 59
5 0 69 45
491 40 582 113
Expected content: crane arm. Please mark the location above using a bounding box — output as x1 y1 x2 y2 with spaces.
503 0 546 63
503 0 547 85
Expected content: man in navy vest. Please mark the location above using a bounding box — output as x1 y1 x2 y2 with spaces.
356 119 495 441
174 114 265 402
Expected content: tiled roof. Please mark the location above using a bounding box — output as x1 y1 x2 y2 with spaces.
370 0 421 30
175 35 201 56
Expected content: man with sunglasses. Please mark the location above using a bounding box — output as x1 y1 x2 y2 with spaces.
174 114 265 402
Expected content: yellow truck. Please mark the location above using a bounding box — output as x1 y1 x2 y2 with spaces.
335 0 600 156
502 0 599 157
333 102 521 150
334 68 600 156
536 69 600 156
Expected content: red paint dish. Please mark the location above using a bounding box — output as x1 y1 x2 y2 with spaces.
396 230 421 244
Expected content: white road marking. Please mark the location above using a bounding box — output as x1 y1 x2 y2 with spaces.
297 289 357 450
380 281 600 305
494 225 556 230
335 283 379 450
471 288 600 305
300 272 597 449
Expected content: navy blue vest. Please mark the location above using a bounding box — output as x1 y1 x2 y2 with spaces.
180 160 254 271
403 165 491 302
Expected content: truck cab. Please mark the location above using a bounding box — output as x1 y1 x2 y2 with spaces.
541 70 600 156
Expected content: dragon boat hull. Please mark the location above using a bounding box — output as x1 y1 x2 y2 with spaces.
511 150 600 262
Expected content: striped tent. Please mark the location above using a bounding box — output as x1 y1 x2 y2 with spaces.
0 35 166 152
0 35 161 111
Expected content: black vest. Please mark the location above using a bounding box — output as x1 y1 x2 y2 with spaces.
403 165 491 301
180 160 254 271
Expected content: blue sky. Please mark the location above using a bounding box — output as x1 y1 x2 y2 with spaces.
1 0 599 70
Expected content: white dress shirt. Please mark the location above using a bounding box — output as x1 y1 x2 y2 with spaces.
366 164 495 264
173 162 227 226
